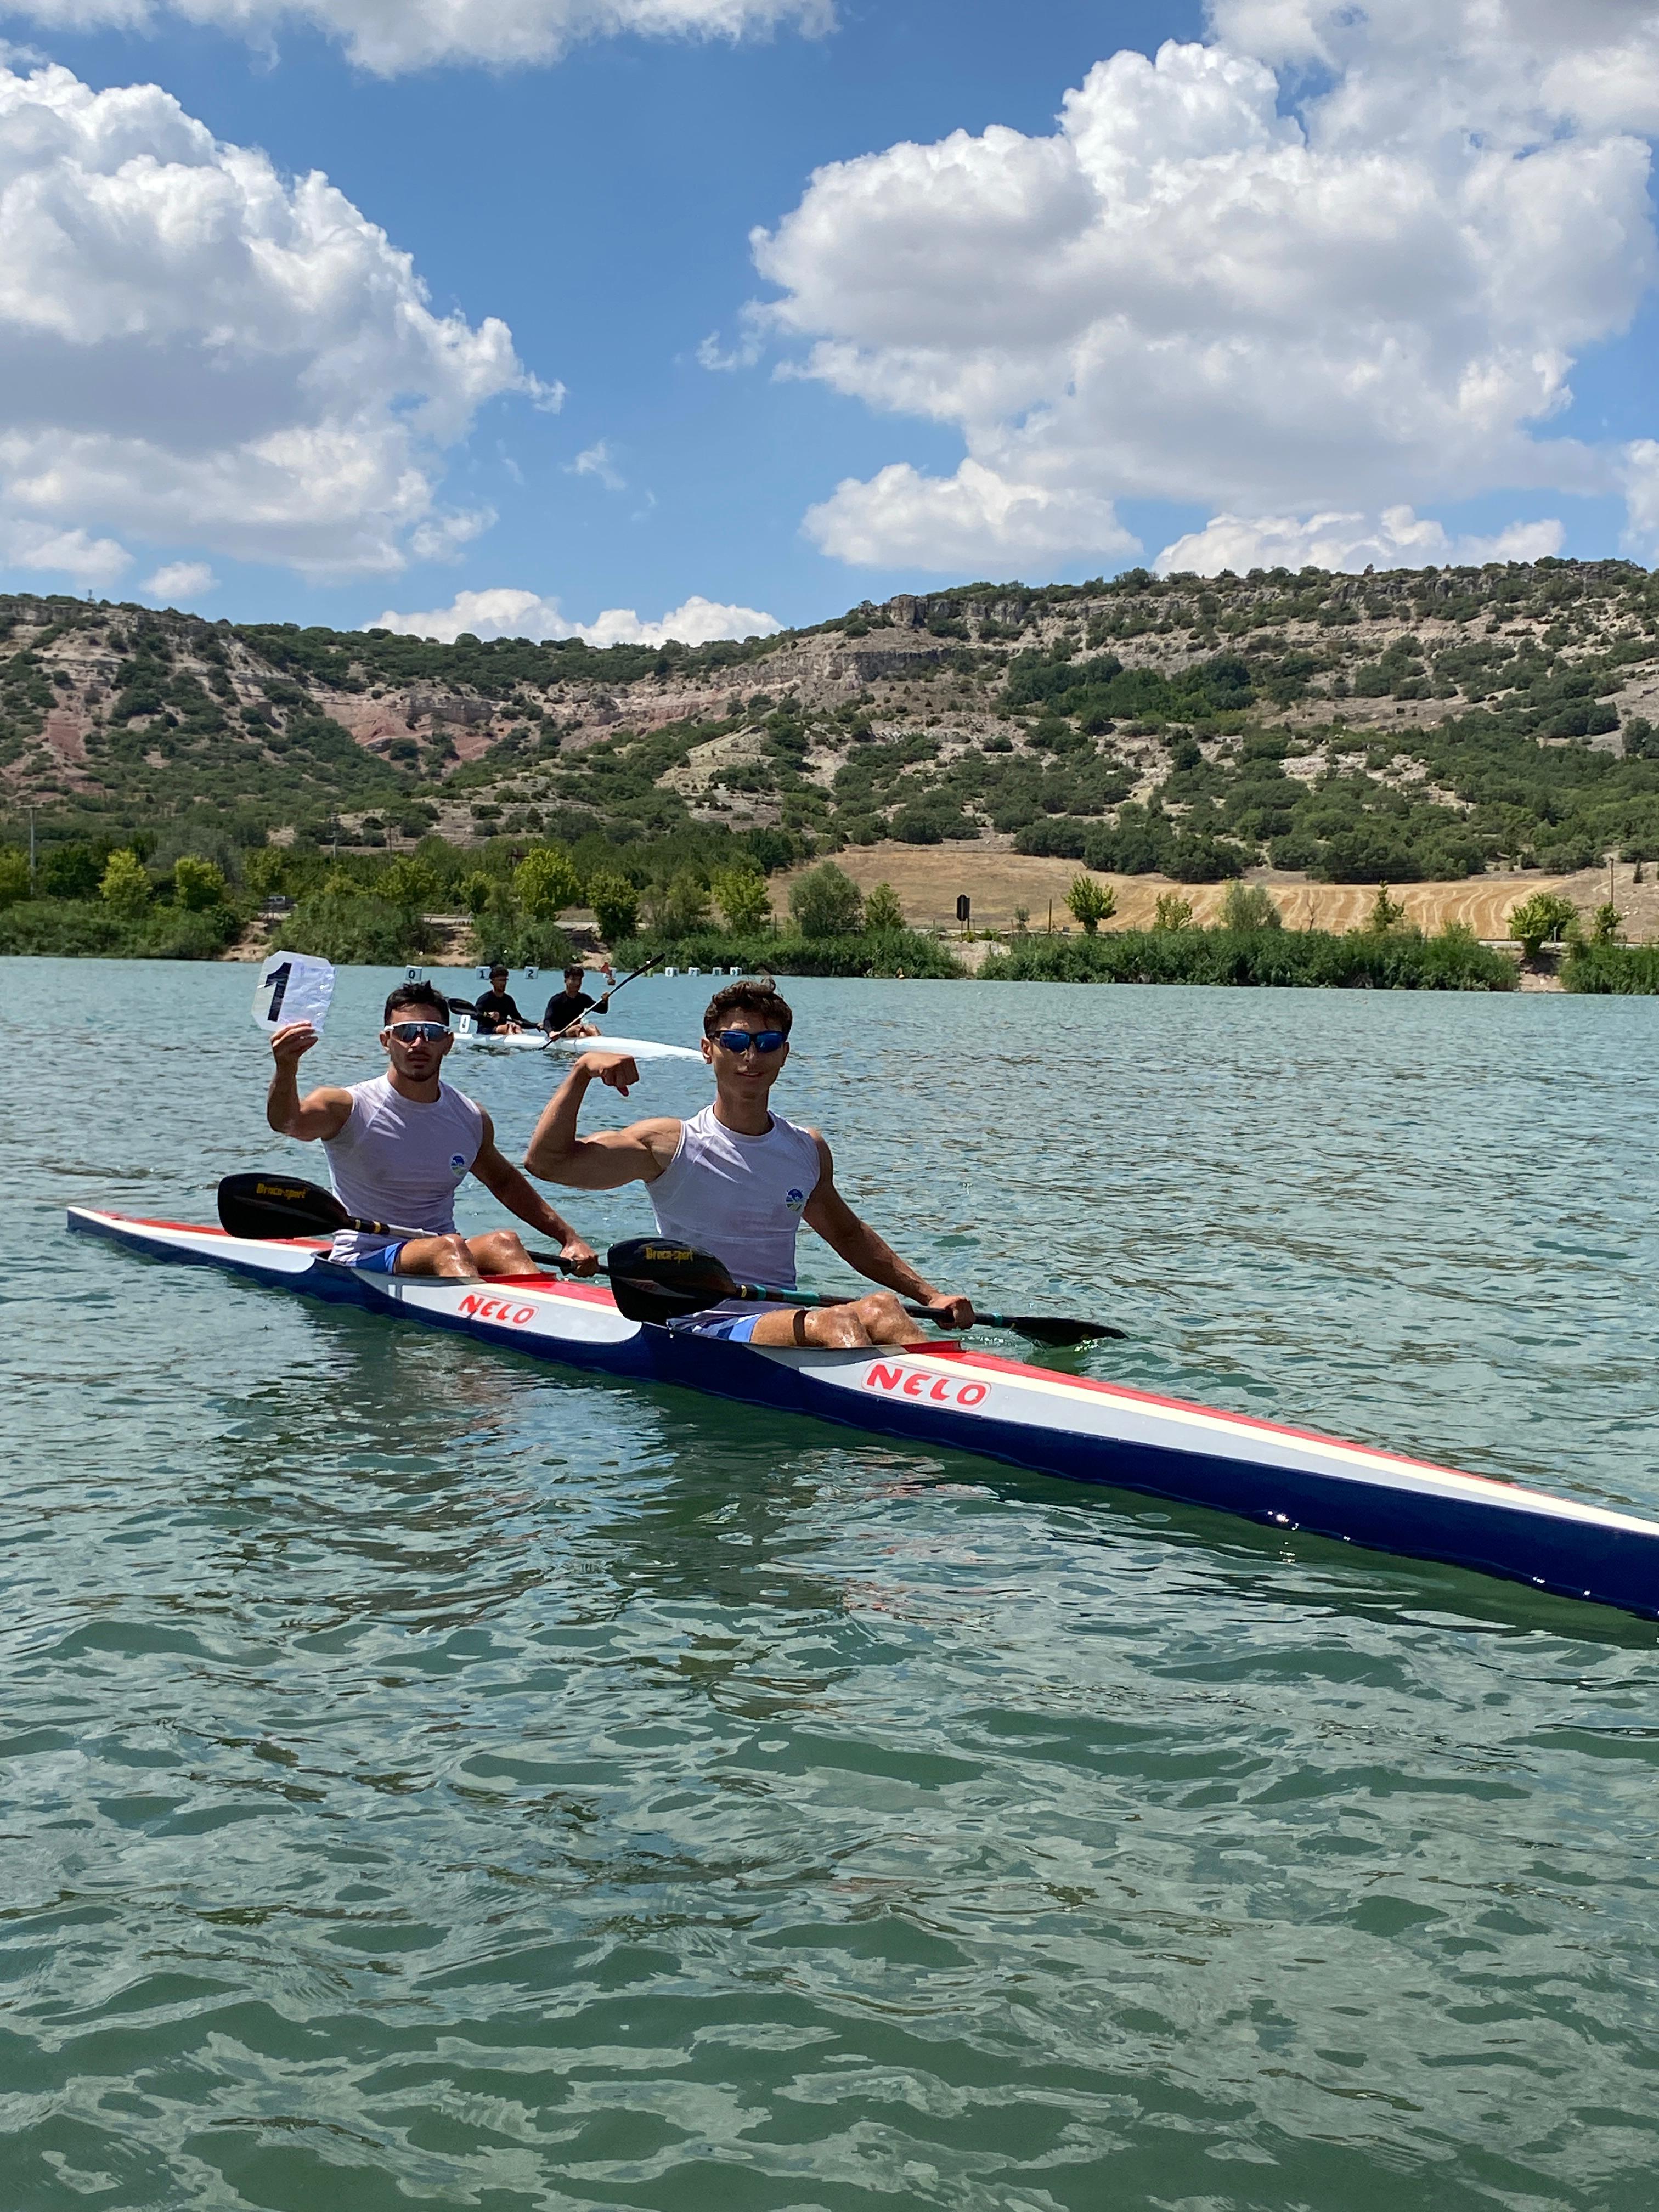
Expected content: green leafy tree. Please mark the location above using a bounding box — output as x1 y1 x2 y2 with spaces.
588 869 640 943
1218 881 1283 931
1011 902 1030 934
864 881 906 932
173 855 229 912
100 849 151 915
514 844 581 921
244 847 287 899
323 868 365 899
791 862 865 939
1152 891 1194 931
0 847 30 907
648 872 712 936
41 844 101 900
1363 882 1409 935
1065 875 1117 934
1590 900 1623 945
1508 891 1577 960
711 864 771 933
381 855 441 910
460 870 495 918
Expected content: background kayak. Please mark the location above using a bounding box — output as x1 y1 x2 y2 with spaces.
452 1022 701 1061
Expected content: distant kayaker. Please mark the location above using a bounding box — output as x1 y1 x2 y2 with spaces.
540 963 612 1038
267 980 598 1282
471 965 528 1035
522 978 973 1347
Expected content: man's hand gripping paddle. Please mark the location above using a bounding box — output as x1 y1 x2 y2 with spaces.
216 1177 1122 1345
604 1238 1124 1346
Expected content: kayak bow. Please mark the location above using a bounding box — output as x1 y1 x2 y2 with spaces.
65 1205 1659 1621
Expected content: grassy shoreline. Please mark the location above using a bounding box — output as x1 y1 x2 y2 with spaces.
16 899 1659 994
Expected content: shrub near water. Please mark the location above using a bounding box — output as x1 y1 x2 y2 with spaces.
0 900 240 958
981 923 1517 990
1562 941 1659 992
630 927 966 980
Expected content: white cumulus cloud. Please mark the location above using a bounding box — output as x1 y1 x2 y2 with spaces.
369 586 781 648
753 5 1659 570
144 558 217 601
4 519 130 586
1154 507 1567 578
804 458 1136 570
1 0 832 74
0 60 548 585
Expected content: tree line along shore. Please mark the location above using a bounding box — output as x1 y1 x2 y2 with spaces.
1 832 1650 994
8 554 1659 990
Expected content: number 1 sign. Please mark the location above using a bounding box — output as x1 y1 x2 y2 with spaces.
252 949 336 1035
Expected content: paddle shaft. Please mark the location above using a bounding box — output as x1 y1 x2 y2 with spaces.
710 1271 1120 1340
216 1177 1117 1341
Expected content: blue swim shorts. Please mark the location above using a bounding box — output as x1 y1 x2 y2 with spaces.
332 1240 408 1274
668 1297 795 1344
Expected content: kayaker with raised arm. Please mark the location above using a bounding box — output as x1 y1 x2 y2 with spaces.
522 978 973 1347
540 963 611 1038
268 980 599 1282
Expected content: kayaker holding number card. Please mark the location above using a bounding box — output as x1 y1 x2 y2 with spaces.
523 979 973 1347
267 980 599 1281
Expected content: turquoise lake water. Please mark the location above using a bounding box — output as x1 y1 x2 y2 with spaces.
5 956 1659 2211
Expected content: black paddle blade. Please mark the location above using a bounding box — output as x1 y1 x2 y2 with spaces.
605 1237 739 1327
218 1172 347 1243
985 1313 1125 1346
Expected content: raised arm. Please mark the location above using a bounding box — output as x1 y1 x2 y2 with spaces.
523 1053 680 1190
802 1134 974 1328
469 1110 598 1272
266 1022 352 1142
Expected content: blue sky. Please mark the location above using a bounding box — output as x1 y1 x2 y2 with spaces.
0 0 1654 638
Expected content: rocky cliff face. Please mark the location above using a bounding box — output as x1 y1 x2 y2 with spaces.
3 556 1656 873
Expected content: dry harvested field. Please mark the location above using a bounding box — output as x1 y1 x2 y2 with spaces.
769 845 1656 942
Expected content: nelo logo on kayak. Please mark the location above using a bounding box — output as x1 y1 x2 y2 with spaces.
459 1292 538 1326
863 1362 991 1409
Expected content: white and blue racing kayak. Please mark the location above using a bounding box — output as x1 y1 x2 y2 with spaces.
66 1205 1659 1621
451 1017 700 1061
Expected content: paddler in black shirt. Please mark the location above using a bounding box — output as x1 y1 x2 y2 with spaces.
471 965 528 1035
540 963 612 1038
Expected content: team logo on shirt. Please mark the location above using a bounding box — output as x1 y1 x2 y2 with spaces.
450 1153 467 1175
786 1187 806 1211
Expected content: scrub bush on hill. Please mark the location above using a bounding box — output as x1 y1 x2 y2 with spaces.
980 924 1517 990
0 846 29 905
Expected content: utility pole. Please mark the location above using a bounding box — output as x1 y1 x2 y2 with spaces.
27 803 36 893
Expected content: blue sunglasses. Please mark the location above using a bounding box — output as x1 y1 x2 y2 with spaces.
710 1028 788 1054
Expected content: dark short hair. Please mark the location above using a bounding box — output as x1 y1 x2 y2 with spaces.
563 964 585 981
703 977 792 1039
489 964 508 976
383 980 451 1024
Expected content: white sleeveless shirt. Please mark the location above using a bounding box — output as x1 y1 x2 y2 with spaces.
323 1074 485 1260
649 1103 821 1289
